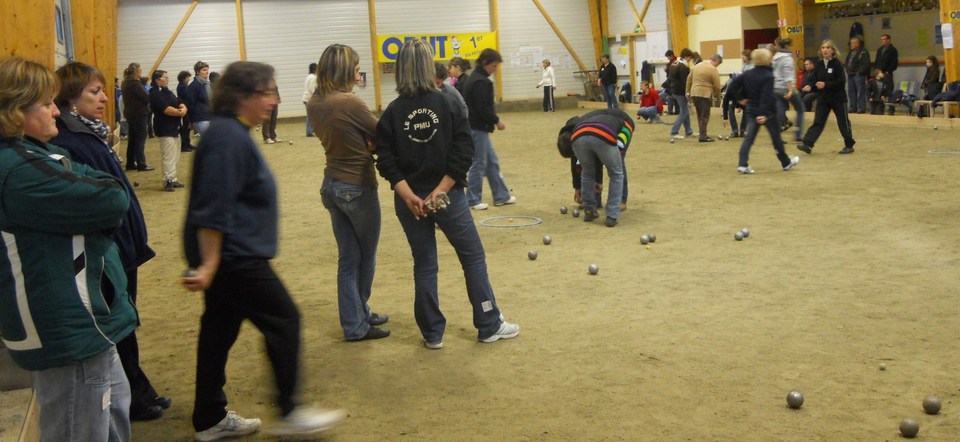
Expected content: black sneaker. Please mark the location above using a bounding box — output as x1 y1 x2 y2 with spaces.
130 405 163 421
347 326 390 342
162 181 175 192
838 147 855 154
367 313 389 326
699 137 715 143
605 217 618 227
583 209 599 222
796 143 812 154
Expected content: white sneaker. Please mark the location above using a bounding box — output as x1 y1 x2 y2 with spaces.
267 406 346 436
195 411 261 441
494 196 517 206
783 156 800 171
479 321 520 343
423 340 443 349
273 138 283 143
673 134 685 139
471 203 489 210
265 139 275 144
737 166 755 175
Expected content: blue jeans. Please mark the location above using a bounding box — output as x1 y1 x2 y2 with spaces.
304 103 313 136
776 93 805 141
572 136 624 220
467 129 511 206
393 187 503 342
194 120 210 136
738 113 791 168
728 102 746 135
637 106 661 121
847 75 867 113
34 347 130 442
604 84 618 109
320 177 381 339
670 94 693 136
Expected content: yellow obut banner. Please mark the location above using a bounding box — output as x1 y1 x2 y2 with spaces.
377 32 497 63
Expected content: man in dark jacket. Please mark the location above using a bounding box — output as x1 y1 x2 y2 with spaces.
176 70 195 151
597 55 618 109
463 48 516 210
729 49 799 174
798 40 856 155
845 37 871 113
186 61 212 135
875 34 899 85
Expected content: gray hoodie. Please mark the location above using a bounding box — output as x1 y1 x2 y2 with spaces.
772 49 796 95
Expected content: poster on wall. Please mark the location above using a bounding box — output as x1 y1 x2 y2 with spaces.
377 32 497 62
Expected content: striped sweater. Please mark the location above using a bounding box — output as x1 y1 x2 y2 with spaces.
571 108 635 150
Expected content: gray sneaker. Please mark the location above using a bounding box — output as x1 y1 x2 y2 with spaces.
479 321 520 343
737 166 755 175
267 406 346 436
783 156 800 171
195 411 261 441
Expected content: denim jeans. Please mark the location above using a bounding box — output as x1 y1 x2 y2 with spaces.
776 93 805 141
572 136 624 220
738 112 791 168
304 103 314 136
320 177 381 339
467 129 511 206
34 347 131 442
604 84 618 109
637 106 660 121
670 94 693 136
194 120 210 136
393 187 503 342
847 75 867 113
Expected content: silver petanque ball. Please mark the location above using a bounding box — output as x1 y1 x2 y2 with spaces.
786 391 804 409
289 141 293 145
528 251 538 260
588 264 599 275
543 235 552 245
640 235 649 245
560 206 568 215
741 228 750 238
922 396 941 415
182 269 198 278
735 231 744 241
670 138 675 144
572 209 581 218
648 234 657 243
899 418 919 438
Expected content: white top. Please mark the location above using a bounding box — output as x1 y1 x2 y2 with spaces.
537 66 556 88
302 73 317 103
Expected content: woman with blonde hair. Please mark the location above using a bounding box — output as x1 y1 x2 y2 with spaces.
0 56 137 441
536 59 556 111
375 39 520 349
307 44 389 341
797 39 856 155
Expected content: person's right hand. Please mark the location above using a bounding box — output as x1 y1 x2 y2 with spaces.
182 264 216 292
496 121 506 131
573 189 582 203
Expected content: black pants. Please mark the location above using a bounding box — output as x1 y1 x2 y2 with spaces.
262 107 278 141
115 269 160 415
180 116 193 149
125 114 148 170
542 85 555 111
802 99 855 150
192 259 301 432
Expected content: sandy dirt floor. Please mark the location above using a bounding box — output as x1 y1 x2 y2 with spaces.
4 108 958 441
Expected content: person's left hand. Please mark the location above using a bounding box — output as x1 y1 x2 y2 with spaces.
756 115 767 125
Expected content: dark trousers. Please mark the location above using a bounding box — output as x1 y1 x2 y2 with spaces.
262 107 278 141
542 85 555 111
691 96 712 140
869 100 885 115
180 117 193 149
115 269 159 415
801 99 856 150
192 259 301 432
738 113 791 168
125 114 148 170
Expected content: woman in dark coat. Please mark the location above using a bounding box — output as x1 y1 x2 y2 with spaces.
120 62 153 171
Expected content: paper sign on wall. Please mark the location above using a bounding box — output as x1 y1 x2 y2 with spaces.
943 23 954 49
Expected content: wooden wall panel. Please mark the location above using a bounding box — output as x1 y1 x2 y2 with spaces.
70 0 118 127
666 0 688 53
0 0 56 66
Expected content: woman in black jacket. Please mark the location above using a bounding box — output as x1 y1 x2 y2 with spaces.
921 55 941 100
50 61 169 422
150 70 188 191
121 62 153 170
797 40 856 155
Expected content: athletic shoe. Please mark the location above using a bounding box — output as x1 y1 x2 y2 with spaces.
737 166 755 175
162 181 175 192
796 143 812 154
479 321 520 343
838 147 855 154
783 156 800 171
698 137 715 143
267 406 346 437
583 209 599 222
423 340 443 350
605 217 618 227
346 326 390 342
265 139 275 144
494 196 517 206
672 134 685 139
274 138 282 143
195 411 261 442
471 203 489 210
367 313 389 326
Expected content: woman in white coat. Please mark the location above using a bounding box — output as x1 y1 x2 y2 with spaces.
536 59 556 112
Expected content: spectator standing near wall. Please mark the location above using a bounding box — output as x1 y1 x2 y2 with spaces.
598 55 618 109
845 37 870 114
875 34 899 85
686 54 722 143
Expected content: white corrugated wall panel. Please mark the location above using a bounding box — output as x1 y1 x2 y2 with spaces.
374 0 490 108
118 0 240 93
242 0 372 118
608 0 669 35
498 0 594 101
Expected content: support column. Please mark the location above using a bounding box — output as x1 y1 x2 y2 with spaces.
777 0 805 60
666 0 688 54
941 0 959 82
